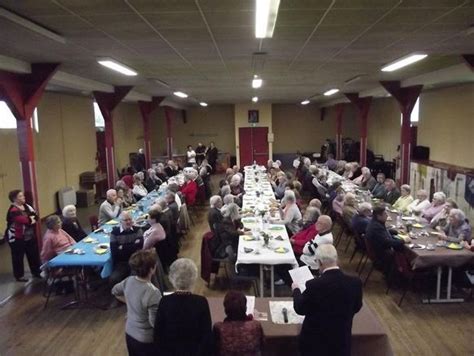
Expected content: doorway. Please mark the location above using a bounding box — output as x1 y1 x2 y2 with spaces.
238 127 269 166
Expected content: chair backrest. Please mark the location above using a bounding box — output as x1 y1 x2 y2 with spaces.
364 237 377 261
394 251 413 277
89 215 99 231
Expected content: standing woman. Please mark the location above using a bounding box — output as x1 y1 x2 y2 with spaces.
5 190 42 281
186 145 196 167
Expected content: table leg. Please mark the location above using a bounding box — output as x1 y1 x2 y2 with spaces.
423 266 464 304
61 268 107 310
260 265 264 297
270 265 274 298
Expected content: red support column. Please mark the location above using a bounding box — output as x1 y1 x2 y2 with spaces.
0 63 60 246
93 86 133 188
344 93 372 167
335 103 345 160
164 106 174 160
138 97 165 169
380 81 423 185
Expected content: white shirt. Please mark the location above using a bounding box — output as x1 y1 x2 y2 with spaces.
407 198 431 213
133 184 148 197
302 231 334 255
187 150 196 164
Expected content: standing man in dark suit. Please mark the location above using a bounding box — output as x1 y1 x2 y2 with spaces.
205 141 218 173
292 244 363 356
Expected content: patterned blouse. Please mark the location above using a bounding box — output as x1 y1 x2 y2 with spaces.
213 319 264 356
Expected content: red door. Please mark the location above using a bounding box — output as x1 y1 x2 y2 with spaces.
239 127 269 166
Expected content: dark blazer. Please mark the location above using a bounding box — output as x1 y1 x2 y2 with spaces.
211 217 240 258
293 269 363 356
365 218 404 262
154 293 212 356
208 207 223 233
371 182 386 199
384 188 401 205
61 217 87 242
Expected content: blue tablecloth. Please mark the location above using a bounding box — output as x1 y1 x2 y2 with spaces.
47 190 161 278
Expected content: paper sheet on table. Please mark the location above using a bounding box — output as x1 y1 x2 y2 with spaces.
288 266 314 293
269 301 304 324
246 296 255 315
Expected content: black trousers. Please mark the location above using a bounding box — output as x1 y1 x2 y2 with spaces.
8 238 41 279
109 262 131 287
125 334 154 356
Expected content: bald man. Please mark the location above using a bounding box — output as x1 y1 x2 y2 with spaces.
302 215 334 256
99 189 122 225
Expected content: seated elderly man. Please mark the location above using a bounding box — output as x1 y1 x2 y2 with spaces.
324 153 338 171
342 192 358 227
358 167 376 191
164 192 180 224
154 198 178 261
407 189 430 214
61 205 87 242
109 211 144 286
166 182 182 210
308 198 322 210
332 187 345 216
41 215 76 263
392 184 414 213
115 179 135 208
438 209 472 243
371 173 386 199
164 160 179 178
208 195 223 233
276 190 302 236
300 215 334 268
421 191 446 222
352 202 372 236
383 179 400 205
99 189 122 225
365 206 404 276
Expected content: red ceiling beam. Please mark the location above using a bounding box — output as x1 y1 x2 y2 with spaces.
335 103 345 160
93 86 133 188
461 54 474 71
0 62 60 247
344 93 372 167
138 96 165 169
164 106 175 160
380 81 423 185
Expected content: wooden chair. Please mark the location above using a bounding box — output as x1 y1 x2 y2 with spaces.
361 238 379 286
43 267 77 309
350 232 367 273
89 215 99 231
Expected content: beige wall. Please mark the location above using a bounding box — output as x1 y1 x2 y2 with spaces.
234 103 273 166
113 102 143 170
367 97 401 161
418 84 474 168
325 104 359 144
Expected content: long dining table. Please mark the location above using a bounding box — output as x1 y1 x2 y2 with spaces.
236 165 298 297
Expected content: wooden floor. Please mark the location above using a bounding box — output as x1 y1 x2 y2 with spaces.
0 178 473 356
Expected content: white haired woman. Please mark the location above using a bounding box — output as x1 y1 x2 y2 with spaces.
359 167 376 190
40 215 76 263
153 258 212 355
392 184 414 213
132 173 148 201
277 190 303 236
342 193 358 226
61 205 87 242
407 189 430 214
212 203 244 260
421 192 447 222
438 209 472 244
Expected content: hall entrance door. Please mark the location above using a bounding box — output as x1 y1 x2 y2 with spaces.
238 127 269 166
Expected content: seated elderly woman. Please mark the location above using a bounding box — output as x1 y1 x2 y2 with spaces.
219 184 232 199
276 190 303 236
351 202 372 236
41 215 76 263
154 258 212 355
208 195 223 233
61 205 87 242
164 160 179 178
212 203 245 259
221 194 236 213
335 160 347 175
116 180 135 208
229 174 244 196
273 172 288 200
224 168 234 183
180 172 198 206
437 209 472 243
213 290 264 356
392 184 414 213
332 187 345 216
421 191 446 222
357 167 376 191
342 162 352 179
342 192 358 226
430 198 458 229
290 206 321 257
308 198 322 210
145 168 163 192
167 182 182 210
407 189 430 214
132 173 148 201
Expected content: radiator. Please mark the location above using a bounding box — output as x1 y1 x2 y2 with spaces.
58 187 77 210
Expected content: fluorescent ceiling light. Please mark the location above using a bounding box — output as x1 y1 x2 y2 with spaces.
324 89 339 96
0 8 66 44
255 0 281 38
252 75 263 88
252 96 259 103
97 58 137 76
199 102 208 107
173 91 188 98
301 100 310 105
381 54 428 72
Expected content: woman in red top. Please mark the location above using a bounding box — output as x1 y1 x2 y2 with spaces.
5 190 41 281
180 174 198 206
213 291 264 356
290 206 321 257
